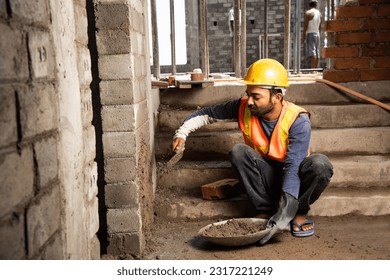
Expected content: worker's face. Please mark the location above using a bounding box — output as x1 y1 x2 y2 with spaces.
245 86 277 117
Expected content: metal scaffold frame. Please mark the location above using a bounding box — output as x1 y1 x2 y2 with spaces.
150 0 337 78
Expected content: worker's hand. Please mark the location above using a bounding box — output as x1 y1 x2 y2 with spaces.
258 192 299 246
171 137 186 153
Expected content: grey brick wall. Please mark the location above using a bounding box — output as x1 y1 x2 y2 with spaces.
207 0 287 73
95 0 155 256
0 0 62 259
0 0 99 259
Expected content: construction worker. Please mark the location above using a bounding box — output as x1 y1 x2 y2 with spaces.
303 0 322 69
171 59 333 245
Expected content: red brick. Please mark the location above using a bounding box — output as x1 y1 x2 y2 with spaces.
336 6 374 18
335 32 372 45
334 58 371 69
362 45 390 56
365 18 390 30
378 4 390 16
373 57 390 68
201 178 241 200
326 19 361 32
360 69 390 81
322 46 360 58
375 31 390 42
323 69 360 83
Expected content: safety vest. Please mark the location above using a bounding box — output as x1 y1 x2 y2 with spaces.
238 98 309 162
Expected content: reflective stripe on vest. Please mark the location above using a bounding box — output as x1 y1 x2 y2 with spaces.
238 98 309 162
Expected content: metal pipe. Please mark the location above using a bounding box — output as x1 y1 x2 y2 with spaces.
289 77 390 112
284 0 291 70
297 0 301 73
199 0 209 78
293 0 301 73
264 0 268 58
234 0 241 77
151 0 160 79
241 0 246 75
170 0 176 75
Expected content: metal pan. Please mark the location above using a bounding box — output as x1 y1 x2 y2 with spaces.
198 218 271 247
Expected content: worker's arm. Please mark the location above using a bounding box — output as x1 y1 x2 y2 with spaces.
282 113 311 198
172 99 241 151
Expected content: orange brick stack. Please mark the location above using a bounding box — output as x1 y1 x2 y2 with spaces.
323 0 390 82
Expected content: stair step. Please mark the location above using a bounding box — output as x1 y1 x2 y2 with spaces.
156 127 390 158
157 155 390 190
154 187 390 220
155 81 390 219
158 104 390 132
310 188 390 216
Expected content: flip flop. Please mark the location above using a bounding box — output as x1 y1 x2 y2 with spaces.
290 219 315 237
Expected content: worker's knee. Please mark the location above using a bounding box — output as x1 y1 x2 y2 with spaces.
229 144 250 165
301 153 333 179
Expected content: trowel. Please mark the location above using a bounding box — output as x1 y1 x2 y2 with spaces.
166 145 185 169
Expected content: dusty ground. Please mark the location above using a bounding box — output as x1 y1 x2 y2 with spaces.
138 215 390 260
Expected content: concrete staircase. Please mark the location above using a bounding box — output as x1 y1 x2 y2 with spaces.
154 79 390 220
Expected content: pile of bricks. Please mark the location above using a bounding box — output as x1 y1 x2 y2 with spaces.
323 0 390 82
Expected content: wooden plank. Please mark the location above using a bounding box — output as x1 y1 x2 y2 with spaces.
175 80 214 89
151 80 169 89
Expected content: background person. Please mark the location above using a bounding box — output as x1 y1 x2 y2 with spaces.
303 0 322 69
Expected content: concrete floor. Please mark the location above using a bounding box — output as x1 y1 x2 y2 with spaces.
138 214 390 260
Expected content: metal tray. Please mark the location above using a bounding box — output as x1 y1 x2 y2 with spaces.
198 218 271 247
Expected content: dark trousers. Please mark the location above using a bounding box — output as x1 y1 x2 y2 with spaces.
229 144 333 215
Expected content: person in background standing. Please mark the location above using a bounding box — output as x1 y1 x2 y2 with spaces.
303 0 322 69
228 7 234 37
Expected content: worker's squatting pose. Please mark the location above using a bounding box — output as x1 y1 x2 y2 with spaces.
171 59 333 245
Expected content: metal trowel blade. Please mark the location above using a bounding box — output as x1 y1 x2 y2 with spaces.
166 146 185 168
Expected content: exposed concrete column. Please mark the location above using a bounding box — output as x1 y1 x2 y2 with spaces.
170 0 176 75
51 0 99 259
199 0 209 78
151 0 160 79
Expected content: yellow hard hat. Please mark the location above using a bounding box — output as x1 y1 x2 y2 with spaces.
243 59 289 88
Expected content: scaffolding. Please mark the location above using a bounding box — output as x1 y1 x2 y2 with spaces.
150 0 337 79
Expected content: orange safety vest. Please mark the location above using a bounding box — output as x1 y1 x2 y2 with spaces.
238 98 310 162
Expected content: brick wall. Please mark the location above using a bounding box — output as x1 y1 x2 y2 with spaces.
94 0 155 256
0 0 99 259
323 0 390 82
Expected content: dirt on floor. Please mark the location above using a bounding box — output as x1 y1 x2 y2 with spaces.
133 214 390 260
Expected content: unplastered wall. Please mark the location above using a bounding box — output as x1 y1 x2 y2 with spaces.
207 0 289 73
323 0 390 82
0 0 99 259
94 0 155 256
